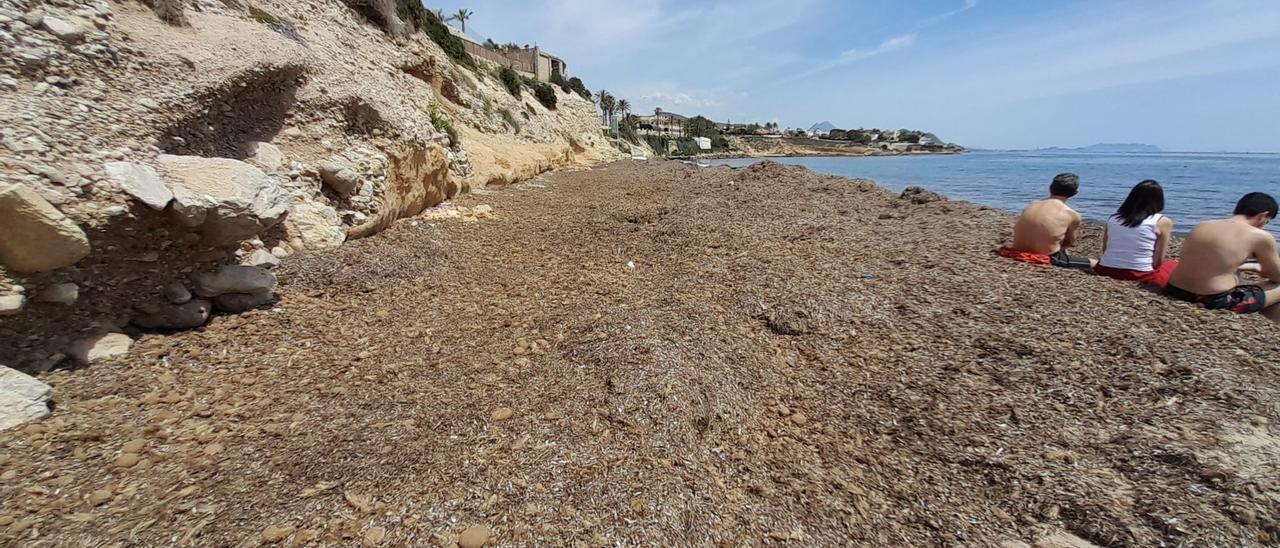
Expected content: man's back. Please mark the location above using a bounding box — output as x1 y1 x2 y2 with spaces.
1169 219 1268 294
1012 199 1080 255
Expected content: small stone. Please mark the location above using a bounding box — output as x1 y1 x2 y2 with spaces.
363 526 387 546
162 282 192 304
192 265 276 297
115 453 140 468
241 249 280 268
131 299 211 330
42 16 85 43
35 283 78 305
790 412 808 426
318 160 360 195
262 524 295 543
88 489 112 505
0 367 52 431
0 294 24 316
212 292 274 313
203 443 224 455
69 332 133 363
104 161 172 210
122 439 146 453
490 408 513 421
457 525 490 548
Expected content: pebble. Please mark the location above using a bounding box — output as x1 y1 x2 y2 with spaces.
114 453 140 468
162 282 192 304
262 524 295 543
0 294 25 316
122 439 146 453
491 408 513 421
457 525 490 548
790 412 809 426
88 489 112 505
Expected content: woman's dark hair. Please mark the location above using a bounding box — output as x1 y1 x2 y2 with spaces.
1113 179 1165 228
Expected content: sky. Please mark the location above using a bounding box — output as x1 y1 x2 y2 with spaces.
443 0 1280 152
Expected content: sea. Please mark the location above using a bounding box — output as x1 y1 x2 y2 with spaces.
711 151 1280 236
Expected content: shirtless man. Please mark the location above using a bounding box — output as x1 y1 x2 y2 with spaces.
1165 192 1280 323
999 173 1095 269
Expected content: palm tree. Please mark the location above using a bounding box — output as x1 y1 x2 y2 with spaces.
593 90 614 126
452 9 473 32
654 107 664 135
432 8 448 21
617 99 631 127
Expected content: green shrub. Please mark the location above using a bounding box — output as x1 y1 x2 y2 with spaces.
497 66 521 96
393 0 474 68
567 77 590 99
531 81 557 110
427 101 458 147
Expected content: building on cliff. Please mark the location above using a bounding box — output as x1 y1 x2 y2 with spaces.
449 27 567 82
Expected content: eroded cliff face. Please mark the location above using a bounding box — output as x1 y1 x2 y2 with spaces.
0 0 621 371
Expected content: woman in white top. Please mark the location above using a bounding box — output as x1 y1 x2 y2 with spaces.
1095 179 1178 286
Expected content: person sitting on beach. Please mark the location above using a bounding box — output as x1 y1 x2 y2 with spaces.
1094 180 1177 286
998 172 1095 269
1164 192 1280 323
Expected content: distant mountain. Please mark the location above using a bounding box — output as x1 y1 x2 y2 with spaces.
808 121 836 133
1040 143 1163 153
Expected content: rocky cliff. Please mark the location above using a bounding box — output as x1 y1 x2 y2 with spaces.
0 0 621 372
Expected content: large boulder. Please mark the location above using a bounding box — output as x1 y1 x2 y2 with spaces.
157 155 291 245
0 367 52 431
104 161 173 210
192 265 275 297
285 201 346 250
0 183 91 273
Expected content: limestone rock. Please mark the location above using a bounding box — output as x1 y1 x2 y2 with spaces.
245 141 286 173
0 184 91 273
68 332 133 364
285 201 346 250
132 299 211 330
192 265 276 297
41 15 84 43
213 292 274 313
104 161 172 210
318 160 360 194
0 294 24 316
157 155 291 245
1034 532 1101 548
35 283 78 305
242 249 280 268
899 186 945 205
0 367 52 431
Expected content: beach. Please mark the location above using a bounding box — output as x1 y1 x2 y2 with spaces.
2 160 1276 546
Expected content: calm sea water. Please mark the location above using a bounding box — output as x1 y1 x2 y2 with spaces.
712 151 1280 236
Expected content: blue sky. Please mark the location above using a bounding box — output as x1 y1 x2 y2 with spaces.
445 0 1280 152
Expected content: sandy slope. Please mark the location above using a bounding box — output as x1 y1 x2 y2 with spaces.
1 161 1277 546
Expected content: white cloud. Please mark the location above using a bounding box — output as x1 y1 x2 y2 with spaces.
638 91 721 109
840 33 917 61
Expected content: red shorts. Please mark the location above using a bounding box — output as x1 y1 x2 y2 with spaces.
1094 260 1178 288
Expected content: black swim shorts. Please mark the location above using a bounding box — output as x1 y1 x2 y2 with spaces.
1165 284 1267 314
1049 250 1092 270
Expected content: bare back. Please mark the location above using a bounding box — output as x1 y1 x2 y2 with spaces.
1011 199 1081 255
1169 219 1280 294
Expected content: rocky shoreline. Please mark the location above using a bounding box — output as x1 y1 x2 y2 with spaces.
1 160 1276 546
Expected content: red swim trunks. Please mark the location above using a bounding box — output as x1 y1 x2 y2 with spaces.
998 246 1050 265
1094 260 1179 288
